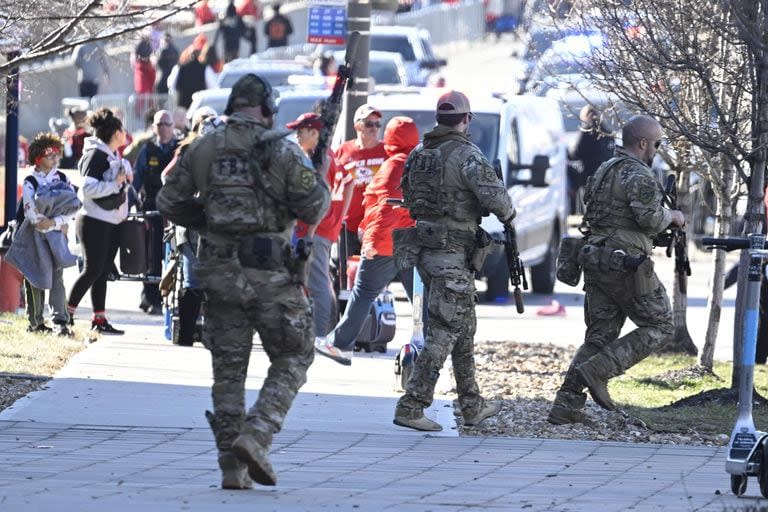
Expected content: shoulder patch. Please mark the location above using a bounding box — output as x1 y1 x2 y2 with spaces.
638 183 655 204
299 167 316 191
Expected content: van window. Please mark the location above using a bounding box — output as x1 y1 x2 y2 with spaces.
375 110 499 160
371 35 416 62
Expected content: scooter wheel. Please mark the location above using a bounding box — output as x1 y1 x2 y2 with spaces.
731 474 748 496
759 439 768 498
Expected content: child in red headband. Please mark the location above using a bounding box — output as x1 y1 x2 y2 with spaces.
20 132 75 336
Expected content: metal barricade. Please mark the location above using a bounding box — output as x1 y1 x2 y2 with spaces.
127 93 172 133
89 93 131 129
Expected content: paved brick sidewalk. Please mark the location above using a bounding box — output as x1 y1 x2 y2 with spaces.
0 420 743 512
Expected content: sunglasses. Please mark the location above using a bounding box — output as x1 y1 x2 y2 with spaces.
363 120 381 128
654 139 662 149
156 122 173 127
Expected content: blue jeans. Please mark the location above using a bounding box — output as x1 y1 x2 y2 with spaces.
332 255 426 351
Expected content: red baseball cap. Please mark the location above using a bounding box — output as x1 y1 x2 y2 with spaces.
286 112 324 130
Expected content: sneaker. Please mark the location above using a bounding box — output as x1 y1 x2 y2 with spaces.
314 337 352 366
576 366 616 411
218 451 253 490
26 324 52 334
147 304 163 316
53 323 73 337
139 300 150 313
464 400 502 426
547 405 596 427
91 319 125 336
393 413 443 432
231 432 276 486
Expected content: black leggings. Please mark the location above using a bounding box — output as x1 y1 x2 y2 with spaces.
67 215 121 313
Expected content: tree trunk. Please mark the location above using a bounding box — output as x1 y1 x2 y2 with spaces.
664 170 697 354
700 184 733 369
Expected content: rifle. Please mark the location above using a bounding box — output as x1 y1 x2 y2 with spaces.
493 159 528 313
312 31 360 170
661 173 692 294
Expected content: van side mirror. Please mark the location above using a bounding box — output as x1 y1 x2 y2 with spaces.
530 155 550 187
506 154 551 187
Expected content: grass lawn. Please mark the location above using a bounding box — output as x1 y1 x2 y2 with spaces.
612 355 768 435
0 312 88 377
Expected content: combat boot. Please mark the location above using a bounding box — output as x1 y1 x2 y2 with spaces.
576 364 616 411
463 400 502 427
231 427 277 486
547 405 596 427
393 409 443 432
218 451 253 490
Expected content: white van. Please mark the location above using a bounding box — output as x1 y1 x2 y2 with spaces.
364 88 568 299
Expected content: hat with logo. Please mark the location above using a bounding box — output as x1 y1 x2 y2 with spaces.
435 90 471 115
353 104 382 123
286 112 324 131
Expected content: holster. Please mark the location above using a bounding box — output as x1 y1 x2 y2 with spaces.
556 237 585 286
577 244 646 274
393 227 421 271
469 227 494 272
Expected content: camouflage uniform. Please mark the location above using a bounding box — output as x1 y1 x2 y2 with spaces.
396 124 515 422
551 149 674 417
156 79 330 486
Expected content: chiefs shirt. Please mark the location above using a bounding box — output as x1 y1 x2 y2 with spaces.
334 140 387 236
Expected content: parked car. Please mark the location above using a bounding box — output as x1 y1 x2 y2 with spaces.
521 32 604 94
217 58 314 88
358 88 567 298
187 87 330 130
332 50 408 87
368 26 447 86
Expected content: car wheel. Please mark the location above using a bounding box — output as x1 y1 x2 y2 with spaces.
483 259 510 303
530 228 558 294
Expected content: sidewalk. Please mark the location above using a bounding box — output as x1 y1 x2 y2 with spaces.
0 261 757 511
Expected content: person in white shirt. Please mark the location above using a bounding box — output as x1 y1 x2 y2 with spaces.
20 133 75 336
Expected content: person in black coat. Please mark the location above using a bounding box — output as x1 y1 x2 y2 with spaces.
567 105 615 214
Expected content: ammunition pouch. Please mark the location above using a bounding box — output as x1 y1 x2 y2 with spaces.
415 220 448 249
577 243 647 274
469 228 494 272
238 236 289 271
393 227 421 271
556 237 585 287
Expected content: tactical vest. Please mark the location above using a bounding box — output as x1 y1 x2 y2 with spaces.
205 127 290 235
583 156 643 232
402 139 470 221
142 140 175 209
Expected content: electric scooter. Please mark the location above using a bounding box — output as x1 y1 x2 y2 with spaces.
703 234 768 498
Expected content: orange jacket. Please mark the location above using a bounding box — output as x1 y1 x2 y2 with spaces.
360 117 420 258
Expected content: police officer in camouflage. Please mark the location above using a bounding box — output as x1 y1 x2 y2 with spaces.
393 90 516 432
548 115 685 425
156 74 330 489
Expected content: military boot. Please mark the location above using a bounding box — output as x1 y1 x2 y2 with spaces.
576 362 616 411
218 451 253 490
393 408 443 432
463 400 502 427
547 405 596 427
231 427 277 486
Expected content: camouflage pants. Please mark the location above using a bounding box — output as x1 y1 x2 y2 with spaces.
554 261 673 411
396 248 484 419
205 279 314 452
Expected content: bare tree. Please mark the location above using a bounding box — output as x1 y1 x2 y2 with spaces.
539 0 759 379
0 0 197 79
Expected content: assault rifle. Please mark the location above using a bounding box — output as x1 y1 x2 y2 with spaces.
312 31 360 170
660 173 692 294
493 159 528 313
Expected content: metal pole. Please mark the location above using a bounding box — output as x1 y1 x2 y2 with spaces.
345 0 371 141
3 50 20 229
